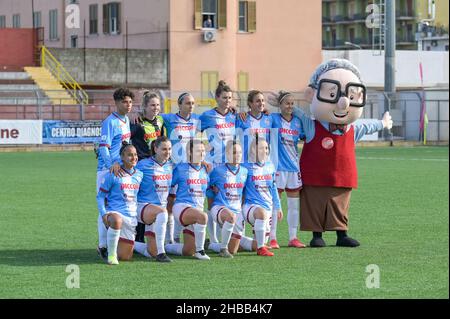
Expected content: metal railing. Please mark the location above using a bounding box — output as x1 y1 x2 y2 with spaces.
41 46 89 105
0 90 448 142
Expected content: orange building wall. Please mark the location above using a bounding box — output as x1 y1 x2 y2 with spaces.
0 28 37 68
236 0 322 92
169 0 321 93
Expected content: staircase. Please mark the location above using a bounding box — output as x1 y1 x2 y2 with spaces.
24 66 77 105
24 46 88 106
0 70 51 105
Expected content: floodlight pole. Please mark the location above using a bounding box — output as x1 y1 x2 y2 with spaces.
384 0 395 145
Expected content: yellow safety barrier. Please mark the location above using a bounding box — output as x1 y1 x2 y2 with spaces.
41 46 88 105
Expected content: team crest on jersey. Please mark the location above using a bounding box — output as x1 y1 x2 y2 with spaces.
321 137 334 150
264 118 270 126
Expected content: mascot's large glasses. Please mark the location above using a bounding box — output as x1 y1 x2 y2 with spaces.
312 79 366 107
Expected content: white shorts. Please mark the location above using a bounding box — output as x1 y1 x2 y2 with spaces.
172 203 204 235
242 204 271 227
105 211 137 244
209 205 245 239
275 170 302 192
96 169 109 191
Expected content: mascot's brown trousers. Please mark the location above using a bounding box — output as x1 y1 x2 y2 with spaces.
300 185 352 232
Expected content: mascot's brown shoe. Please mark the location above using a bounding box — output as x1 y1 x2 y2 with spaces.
336 237 360 247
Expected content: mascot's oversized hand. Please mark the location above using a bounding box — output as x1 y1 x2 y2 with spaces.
382 111 393 129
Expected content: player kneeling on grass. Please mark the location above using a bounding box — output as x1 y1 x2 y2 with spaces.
165 139 211 260
207 141 248 258
240 137 282 257
133 136 173 263
96 143 143 265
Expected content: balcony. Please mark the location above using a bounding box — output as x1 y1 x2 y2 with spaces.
396 35 416 44
396 10 415 20
331 15 346 22
350 13 366 21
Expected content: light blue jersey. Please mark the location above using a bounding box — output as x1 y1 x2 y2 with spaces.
199 108 236 164
236 112 273 162
161 113 201 163
172 163 209 210
271 113 305 172
136 157 173 207
243 162 281 212
210 164 248 214
97 112 131 171
97 168 143 218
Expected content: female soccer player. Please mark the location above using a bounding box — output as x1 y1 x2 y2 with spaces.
162 92 203 244
129 91 165 243
236 90 273 163
165 139 211 260
240 137 281 257
96 88 134 260
207 140 248 257
134 136 173 262
96 143 143 265
268 91 306 249
199 80 237 244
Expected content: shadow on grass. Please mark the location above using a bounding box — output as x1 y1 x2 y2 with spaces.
0 249 116 267
0 249 234 266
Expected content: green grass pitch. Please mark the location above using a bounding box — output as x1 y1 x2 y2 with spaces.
0 146 448 298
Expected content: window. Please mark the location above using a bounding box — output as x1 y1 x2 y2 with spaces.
33 11 41 28
194 0 226 30
201 71 219 98
202 0 217 28
12 14 20 28
89 4 98 34
330 2 337 17
349 28 355 43
0 16 5 28
348 1 355 18
103 2 121 34
49 9 58 40
71 35 78 48
238 1 247 32
238 1 256 33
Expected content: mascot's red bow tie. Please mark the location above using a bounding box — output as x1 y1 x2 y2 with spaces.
329 123 348 133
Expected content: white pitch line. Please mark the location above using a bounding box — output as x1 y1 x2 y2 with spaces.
357 157 448 162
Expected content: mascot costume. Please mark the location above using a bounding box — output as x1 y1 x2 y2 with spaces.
295 59 393 247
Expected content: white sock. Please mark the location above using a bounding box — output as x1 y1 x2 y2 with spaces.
216 222 222 242
107 228 120 257
165 243 183 255
239 235 254 251
207 211 218 243
154 212 168 255
265 217 271 244
193 223 207 252
221 221 234 249
134 241 152 258
98 214 107 248
287 197 300 240
208 242 221 253
254 219 266 249
269 209 278 240
173 219 183 243
165 214 174 244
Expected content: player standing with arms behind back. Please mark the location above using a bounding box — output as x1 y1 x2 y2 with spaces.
96 88 134 260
